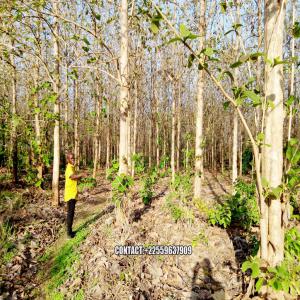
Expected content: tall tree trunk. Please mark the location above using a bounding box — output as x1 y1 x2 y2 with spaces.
194 0 206 198
74 80 80 167
118 0 129 175
10 51 18 183
33 67 43 182
106 100 110 170
171 86 176 183
287 0 295 141
176 83 181 171
52 0 60 206
232 110 238 183
132 80 138 177
262 0 285 266
93 84 101 179
239 134 243 177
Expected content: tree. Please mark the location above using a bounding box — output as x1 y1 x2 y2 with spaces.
262 0 286 266
51 0 61 206
119 0 130 176
194 0 206 198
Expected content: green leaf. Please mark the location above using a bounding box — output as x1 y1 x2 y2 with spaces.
286 95 295 107
270 186 282 199
292 21 300 38
167 37 182 44
256 278 264 291
230 61 243 68
95 14 101 21
262 177 269 188
243 90 261 106
242 261 252 272
150 22 159 34
222 71 234 83
188 54 195 68
257 132 265 142
203 47 214 57
220 2 227 13
251 263 260 278
83 37 90 45
82 46 90 52
179 24 190 38
223 101 230 111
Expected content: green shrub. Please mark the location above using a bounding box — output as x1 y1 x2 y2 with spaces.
139 177 153 205
208 179 259 230
132 153 145 175
111 174 133 205
242 227 300 296
106 159 119 181
78 177 96 192
0 222 17 264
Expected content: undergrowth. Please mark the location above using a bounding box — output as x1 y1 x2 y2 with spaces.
40 228 89 299
208 179 259 230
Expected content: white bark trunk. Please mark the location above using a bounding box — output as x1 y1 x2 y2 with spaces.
263 0 285 266
194 0 206 198
52 0 60 206
118 0 129 175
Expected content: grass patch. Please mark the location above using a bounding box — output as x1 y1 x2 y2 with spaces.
0 190 24 212
0 222 17 264
44 229 89 292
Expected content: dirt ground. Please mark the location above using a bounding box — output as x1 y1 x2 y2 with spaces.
0 170 258 300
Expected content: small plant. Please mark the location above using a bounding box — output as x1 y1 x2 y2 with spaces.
171 172 193 202
131 153 145 175
111 174 134 205
0 222 17 264
242 227 300 296
191 230 208 247
106 159 119 181
208 179 259 230
78 177 96 192
139 177 153 205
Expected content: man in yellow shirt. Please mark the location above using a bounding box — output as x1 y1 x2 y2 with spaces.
65 152 84 238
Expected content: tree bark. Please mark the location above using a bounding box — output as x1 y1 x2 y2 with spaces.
52 0 61 206
194 0 206 198
10 50 18 184
118 0 129 175
287 0 295 141
262 0 286 266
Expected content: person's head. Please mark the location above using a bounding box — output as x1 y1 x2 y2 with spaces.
66 152 75 165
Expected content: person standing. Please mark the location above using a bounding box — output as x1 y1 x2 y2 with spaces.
64 152 85 238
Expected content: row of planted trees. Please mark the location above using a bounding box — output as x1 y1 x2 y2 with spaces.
0 0 300 296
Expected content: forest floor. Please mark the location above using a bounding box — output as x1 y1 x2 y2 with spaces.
0 169 261 300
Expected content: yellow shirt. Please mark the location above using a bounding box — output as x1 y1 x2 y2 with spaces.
64 163 78 202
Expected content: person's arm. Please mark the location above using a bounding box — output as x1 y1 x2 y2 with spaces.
69 173 83 180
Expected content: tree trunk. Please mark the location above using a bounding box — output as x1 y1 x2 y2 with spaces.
52 0 60 206
262 0 285 266
176 83 181 171
106 100 110 170
132 80 138 177
74 80 80 167
10 51 18 184
118 0 129 176
287 0 295 141
194 0 206 198
93 84 101 179
171 86 176 183
33 67 43 182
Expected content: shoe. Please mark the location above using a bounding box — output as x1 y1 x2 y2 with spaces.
67 231 76 238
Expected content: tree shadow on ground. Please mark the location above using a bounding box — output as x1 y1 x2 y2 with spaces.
75 204 115 233
209 171 230 194
190 258 225 300
205 177 223 205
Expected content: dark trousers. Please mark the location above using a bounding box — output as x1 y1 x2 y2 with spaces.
67 199 76 235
